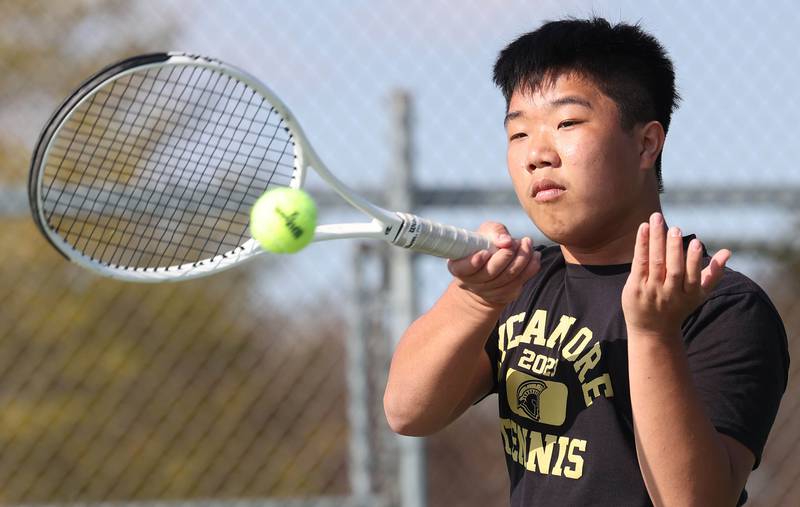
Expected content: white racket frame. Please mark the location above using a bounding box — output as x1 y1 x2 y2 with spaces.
32 53 492 282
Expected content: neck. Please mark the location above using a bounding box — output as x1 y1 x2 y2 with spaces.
560 205 665 266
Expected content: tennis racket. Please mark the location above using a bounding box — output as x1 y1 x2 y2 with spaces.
29 52 492 282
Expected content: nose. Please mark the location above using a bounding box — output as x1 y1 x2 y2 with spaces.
526 134 560 172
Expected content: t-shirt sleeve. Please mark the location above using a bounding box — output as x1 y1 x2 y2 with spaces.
682 289 789 468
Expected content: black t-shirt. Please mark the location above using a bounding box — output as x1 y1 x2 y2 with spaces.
484 237 789 506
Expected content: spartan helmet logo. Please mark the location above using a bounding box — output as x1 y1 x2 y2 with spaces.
516 379 548 421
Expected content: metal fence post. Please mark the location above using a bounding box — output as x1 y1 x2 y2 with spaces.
387 90 427 507
348 244 375 507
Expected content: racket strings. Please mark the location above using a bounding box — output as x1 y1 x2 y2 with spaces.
164 70 283 266
65 70 169 261
116 66 248 268
48 76 297 178
39 63 296 269
53 216 246 269
46 120 295 223
55 64 205 267
67 73 291 135
49 124 296 183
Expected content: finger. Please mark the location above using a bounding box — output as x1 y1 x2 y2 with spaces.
477 221 514 250
450 239 520 283
494 232 514 250
471 247 542 302
448 248 490 278
483 237 537 288
700 249 731 293
648 212 667 284
523 248 543 280
684 238 703 292
505 237 533 277
483 240 543 295
630 222 649 283
664 226 684 292
520 238 543 282
482 241 519 279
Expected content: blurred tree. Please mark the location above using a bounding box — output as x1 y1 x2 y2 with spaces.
0 218 349 502
0 2 350 502
0 0 175 183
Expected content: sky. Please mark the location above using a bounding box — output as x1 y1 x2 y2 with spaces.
172 0 800 186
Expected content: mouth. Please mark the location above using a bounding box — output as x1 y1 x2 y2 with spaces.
531 179 566 203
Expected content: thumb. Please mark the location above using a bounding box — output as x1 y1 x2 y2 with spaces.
700 249 731 294
477 221 513 249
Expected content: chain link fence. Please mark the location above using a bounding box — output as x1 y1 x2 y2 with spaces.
1 1 798 506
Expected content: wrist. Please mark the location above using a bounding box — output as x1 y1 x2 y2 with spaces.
446 281 506 321
626 324 683 346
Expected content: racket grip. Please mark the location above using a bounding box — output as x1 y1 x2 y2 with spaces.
393 212 493 259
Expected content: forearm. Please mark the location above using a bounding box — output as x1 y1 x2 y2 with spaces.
628 329 737 506
384 281 499 436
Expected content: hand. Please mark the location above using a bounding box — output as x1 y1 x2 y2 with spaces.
622 212 731 338
447 221 541 309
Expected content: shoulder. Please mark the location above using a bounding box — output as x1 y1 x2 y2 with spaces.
703 266 782 321
689 262 784 329
684 265 788 374
534 242 564 269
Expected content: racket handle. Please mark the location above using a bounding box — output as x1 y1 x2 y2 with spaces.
393 212 493 259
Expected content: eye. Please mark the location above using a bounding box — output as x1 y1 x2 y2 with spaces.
509 132 527 141
558 119 581 129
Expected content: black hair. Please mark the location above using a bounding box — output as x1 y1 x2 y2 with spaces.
493 17 679 191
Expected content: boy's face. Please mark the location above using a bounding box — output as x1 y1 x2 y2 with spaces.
505 73 653 249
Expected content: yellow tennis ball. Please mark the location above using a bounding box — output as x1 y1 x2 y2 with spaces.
250 187 317 253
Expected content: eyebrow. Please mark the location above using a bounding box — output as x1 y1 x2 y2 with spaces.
504 95 593 126
550 95 593 109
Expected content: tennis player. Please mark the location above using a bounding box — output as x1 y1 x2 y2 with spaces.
384 18 788 506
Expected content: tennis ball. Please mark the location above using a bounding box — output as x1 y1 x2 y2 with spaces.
250 187 317 253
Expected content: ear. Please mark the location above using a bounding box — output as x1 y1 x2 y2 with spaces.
638 121 666 170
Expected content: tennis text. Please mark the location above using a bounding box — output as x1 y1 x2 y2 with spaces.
500 417 587 479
